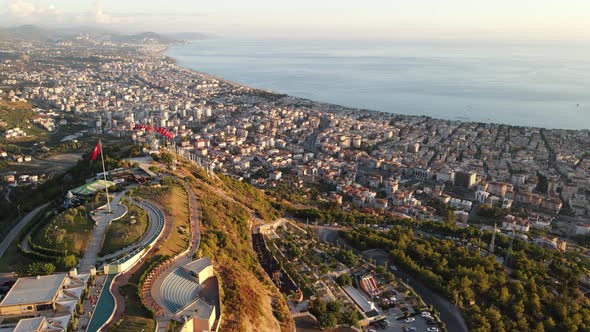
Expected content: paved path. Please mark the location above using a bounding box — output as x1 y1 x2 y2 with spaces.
105 199 172 332
79 192 127 273
0 202 49 259
97 198 166 262
75 274 107 332
150 184 202 331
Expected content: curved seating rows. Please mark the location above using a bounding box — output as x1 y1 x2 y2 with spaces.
160 268 200 313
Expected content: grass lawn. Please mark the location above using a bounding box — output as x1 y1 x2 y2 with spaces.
100 202 149 256
134 183 190 257
33 205 94 255
0 240 32 272
111 284 155 332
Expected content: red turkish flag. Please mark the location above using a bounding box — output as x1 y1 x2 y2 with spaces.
90 141 101 161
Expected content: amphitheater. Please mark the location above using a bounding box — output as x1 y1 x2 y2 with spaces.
159 257 221 331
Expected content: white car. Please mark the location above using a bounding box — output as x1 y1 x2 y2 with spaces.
421 311 432 317
405 317 415 323
427 328 439 332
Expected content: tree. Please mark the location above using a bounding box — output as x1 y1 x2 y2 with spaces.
326 300 343 313
446 209 456 223
342 308 362 327
21 262 56 276
334 249 358 266
336 274 353 287
61 255 78 269
161 176 175 186
536 172 548 193
498 286 510 305
159 152 175 165
318 312 337 329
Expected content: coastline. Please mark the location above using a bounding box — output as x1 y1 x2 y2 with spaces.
162 41 590 132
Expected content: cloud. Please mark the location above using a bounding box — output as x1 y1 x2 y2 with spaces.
0 0 133 27
8 0 36 17
7 0 64 18
0 0 64 23
94 0 134 25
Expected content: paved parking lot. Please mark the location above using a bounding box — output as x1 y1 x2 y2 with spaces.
368 312 436 332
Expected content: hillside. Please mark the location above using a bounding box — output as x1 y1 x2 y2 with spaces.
0 25 200 45
173 165 292 332
0 25 56 41
164 32 211 41
110 31 178 44
0 99 34 128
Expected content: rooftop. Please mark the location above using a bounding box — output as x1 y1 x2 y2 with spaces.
13 317 44 332
0 274 66 306
177 297 214 320
183 257 211 276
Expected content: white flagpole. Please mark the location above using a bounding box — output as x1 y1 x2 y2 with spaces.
99 139 111 212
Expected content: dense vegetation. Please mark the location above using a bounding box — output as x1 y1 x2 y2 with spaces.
308 298 361 329
34 203 94 255
341 226 590 331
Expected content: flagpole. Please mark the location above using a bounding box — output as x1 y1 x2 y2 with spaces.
99 139 111 213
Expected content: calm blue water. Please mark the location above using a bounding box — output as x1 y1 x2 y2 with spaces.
166 39 590 130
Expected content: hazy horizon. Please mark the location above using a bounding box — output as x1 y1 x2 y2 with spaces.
1 0 590 41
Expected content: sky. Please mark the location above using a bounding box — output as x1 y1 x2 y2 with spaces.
1 0 590 40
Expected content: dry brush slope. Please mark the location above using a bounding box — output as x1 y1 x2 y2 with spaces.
186 168 293 332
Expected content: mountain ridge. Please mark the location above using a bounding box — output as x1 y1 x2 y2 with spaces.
0 25 211 43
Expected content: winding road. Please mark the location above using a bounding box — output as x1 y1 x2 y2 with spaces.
315 226 469 332
0 203 49 259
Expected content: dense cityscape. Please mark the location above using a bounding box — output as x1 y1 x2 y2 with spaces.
0 25 589 332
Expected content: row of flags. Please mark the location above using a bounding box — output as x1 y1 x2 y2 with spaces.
133 123 175 138
91 121 176 161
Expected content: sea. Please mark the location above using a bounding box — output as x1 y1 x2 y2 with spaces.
166 39 590 130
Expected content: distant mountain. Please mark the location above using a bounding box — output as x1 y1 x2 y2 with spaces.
0 25 58 41
164 32 211 41
0 25 210 44
111 31 178 44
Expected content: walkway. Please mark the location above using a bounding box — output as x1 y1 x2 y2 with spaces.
75 274 107 332
105 200 172 331
0 202 49 259
149 184 202 331
79 191 128 273
98 198 166 262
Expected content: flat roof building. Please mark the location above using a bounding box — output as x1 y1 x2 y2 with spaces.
0 272 89 327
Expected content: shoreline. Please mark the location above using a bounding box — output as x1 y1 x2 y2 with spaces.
162 41 590 132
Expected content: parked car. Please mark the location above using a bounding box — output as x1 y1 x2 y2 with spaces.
427 328 439 332
421 311 432 317
405 317 415 323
